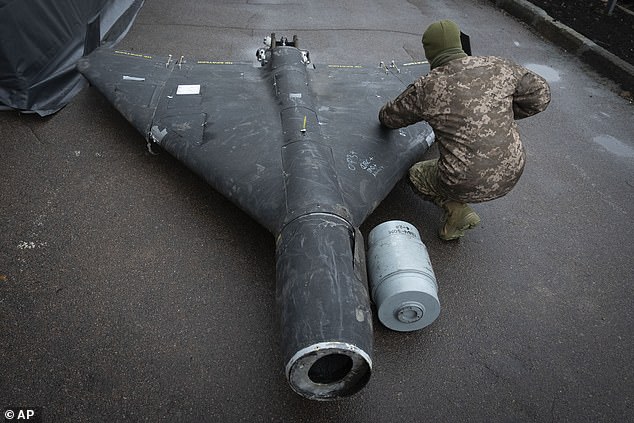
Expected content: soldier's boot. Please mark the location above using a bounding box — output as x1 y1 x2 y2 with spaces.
439 201 481 241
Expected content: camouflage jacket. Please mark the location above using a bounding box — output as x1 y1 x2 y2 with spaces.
379 56 551 202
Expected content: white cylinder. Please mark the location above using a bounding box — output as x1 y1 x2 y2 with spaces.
367 220 440 332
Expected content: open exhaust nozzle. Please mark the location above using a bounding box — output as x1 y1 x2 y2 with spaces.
286 342 372 400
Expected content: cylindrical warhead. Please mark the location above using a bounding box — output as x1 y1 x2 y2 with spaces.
276 214 373 400
367 220 440 332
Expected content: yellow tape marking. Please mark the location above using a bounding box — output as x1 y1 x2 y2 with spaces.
114 50 153 59
197 60 235 65
327 64 364 69
402 61 429 66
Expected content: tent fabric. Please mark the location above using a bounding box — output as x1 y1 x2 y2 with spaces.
0 0 144 116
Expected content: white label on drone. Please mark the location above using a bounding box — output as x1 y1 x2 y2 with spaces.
176 84 201 95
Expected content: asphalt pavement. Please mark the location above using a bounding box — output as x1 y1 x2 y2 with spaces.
1 0 633 421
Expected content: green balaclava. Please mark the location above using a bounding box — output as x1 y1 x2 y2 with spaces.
422 20 467 70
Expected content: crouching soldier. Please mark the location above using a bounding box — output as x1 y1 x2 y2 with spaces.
379 20 551 240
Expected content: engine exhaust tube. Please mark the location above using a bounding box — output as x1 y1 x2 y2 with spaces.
273 43 372 400
276 213 373 400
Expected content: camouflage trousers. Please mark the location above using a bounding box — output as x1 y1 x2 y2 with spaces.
408 159 457 208
409 159 483 240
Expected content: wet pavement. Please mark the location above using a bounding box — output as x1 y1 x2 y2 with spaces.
1 0 633 421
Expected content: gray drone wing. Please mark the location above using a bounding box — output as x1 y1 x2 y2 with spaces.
77 48 433 234
308 64 434 226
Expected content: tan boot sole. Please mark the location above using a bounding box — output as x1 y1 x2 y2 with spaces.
439 212 481 241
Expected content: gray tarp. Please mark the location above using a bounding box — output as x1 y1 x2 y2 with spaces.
0 0 144 115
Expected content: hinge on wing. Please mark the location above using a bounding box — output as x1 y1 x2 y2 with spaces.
379 60 400 74
147 125 167 155
146 140 160 155
390 60 400 73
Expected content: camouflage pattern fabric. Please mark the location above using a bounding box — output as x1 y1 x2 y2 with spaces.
379 56 551 203
408 158 449 206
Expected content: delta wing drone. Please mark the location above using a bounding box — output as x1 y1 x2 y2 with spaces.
77 35 434 400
